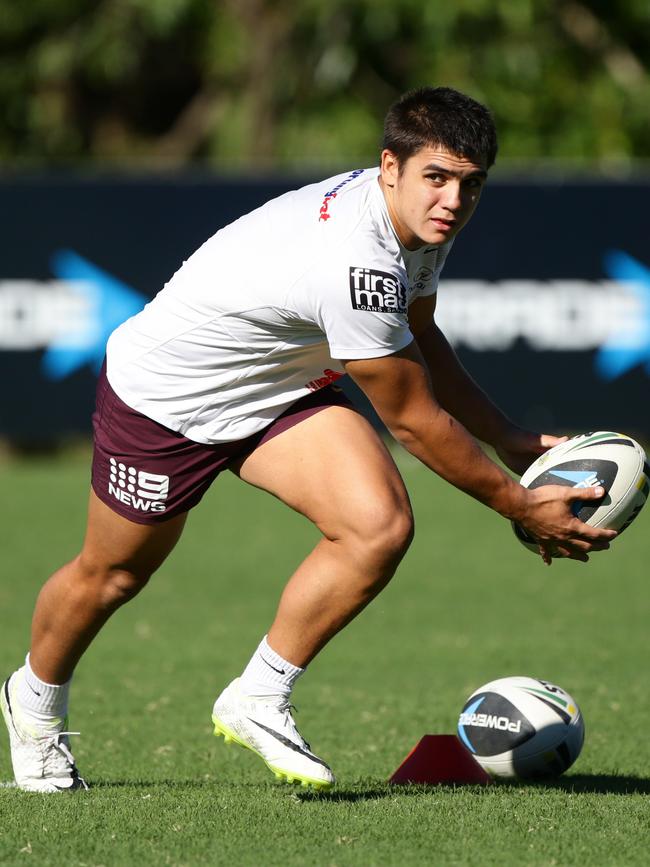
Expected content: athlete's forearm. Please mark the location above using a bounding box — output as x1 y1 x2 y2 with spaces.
415 322 514 447
387 399 526 520
345 349 526 521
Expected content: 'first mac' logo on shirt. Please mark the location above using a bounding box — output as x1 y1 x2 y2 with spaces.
349 267 407 314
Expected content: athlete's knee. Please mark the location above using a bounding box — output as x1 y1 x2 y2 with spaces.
352 501 414 569
73 554 152 609
376 507 414 564
101 567 151 607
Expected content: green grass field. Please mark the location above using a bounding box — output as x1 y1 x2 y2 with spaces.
1 446 649 866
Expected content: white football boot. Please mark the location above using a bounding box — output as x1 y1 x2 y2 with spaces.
212 678 335 790
1 673 88 793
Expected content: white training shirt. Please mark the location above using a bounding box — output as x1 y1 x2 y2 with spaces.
106 167 453 443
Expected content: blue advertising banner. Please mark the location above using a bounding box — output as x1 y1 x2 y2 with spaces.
0 173 648 443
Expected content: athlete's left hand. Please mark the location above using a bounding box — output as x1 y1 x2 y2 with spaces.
495 427 568 476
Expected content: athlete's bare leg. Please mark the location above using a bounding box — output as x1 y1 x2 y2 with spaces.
29 491 186 684
232 405 414 667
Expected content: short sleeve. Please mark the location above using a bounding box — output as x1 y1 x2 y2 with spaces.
313 261 414 360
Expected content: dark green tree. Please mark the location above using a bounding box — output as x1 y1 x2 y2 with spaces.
0 0 648 168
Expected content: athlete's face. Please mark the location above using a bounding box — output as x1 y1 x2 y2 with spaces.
379 146 487 250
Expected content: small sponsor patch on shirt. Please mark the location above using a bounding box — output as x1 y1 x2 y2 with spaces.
318 168 365 221
305 368 344 392
349 266 407 313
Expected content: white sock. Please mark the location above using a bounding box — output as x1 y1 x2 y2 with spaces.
15 654 71 728
239 636 304 698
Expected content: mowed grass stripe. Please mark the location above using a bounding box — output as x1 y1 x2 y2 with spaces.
0 449 649 866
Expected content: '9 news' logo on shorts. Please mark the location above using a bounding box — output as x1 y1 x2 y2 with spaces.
349 267 407 314
108 457 169 513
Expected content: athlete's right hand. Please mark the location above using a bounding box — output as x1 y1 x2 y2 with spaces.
516 484 617 565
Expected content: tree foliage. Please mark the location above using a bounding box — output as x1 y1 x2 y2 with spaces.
0 0 648 169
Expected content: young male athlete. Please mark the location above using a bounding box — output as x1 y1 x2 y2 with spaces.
1 87 615 792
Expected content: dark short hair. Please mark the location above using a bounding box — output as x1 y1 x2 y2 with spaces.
382 86 498 170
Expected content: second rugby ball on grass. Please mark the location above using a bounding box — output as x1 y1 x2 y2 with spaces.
513 431 649 553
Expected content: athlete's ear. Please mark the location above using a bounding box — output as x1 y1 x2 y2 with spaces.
380 149 400 188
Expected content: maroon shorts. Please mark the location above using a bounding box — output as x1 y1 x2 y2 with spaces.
91 365 353 524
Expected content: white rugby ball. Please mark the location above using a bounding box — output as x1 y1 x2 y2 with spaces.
513 430 649 553
457 676 584 779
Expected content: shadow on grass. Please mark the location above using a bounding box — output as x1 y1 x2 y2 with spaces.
91 779 433 799
45 779 195 793
90 779 254 791
88 773 650 799
513 773 650 795
92 779 438 801
298 773 650 801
